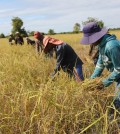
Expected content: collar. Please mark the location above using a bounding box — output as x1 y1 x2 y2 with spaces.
99 34 116 48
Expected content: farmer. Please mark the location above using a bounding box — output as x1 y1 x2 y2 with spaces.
15 32 24 45
80 22 120 111
8 33 15 45
34 31 84 81
26 37 35 45
34 32 44 53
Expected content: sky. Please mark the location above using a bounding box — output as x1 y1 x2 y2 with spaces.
0 0 120 35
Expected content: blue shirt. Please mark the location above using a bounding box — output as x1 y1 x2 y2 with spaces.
91 34 120 87
53 43 83 75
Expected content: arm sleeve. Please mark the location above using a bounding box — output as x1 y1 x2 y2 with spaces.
91 53 105 78
35 41 41 53
51 46 64 76
102 45 120 87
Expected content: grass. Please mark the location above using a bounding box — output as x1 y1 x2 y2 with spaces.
0 31 120 134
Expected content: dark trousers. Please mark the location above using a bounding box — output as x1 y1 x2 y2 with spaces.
64 64 84 81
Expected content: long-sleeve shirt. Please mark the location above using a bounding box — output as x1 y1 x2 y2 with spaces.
9 35 15 42
15 35 24 45
91 34 120 87
52 43 83 75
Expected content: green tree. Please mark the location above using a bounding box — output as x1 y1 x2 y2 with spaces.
48 29 55 35
11 17 27 37
82 17 104 28
11 17 23 34
73 23 80 33
20 27 28 37
0 33 5 38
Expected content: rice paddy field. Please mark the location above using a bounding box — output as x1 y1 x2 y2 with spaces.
0 31 120 134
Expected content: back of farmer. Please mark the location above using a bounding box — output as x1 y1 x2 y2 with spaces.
34 31 84 81
8 33 15 45
26 37 35 45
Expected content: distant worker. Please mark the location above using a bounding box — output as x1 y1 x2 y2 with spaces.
34 31 84 81
15 32 24 45
8 33 15 45
34 32 44 53
80 22 120 111
26 37 35 45
34 32 53 57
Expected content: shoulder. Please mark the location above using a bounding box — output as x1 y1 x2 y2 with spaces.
106 39 120 51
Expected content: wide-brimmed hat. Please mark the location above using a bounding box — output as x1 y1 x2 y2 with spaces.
9 33 12 36
43 36 64 52
15 32 20 34
80 22 108 45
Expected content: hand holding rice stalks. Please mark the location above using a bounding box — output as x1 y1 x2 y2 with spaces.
81 78 104 91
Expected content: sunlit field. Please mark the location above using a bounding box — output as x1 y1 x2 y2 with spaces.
0 31 120 134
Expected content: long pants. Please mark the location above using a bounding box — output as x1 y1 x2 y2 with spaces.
68 64 84 82
75 64 84 81
65 64 84 81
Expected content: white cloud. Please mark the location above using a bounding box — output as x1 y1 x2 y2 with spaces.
0 0 120 35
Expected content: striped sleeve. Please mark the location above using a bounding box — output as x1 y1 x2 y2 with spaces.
102 44 120 87
91 54 104 78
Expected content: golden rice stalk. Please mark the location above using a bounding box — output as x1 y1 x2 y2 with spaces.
80 78 103 91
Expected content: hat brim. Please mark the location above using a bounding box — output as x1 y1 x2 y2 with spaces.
80 28 108 45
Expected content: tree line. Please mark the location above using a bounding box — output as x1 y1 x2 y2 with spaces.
0 16 119 38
